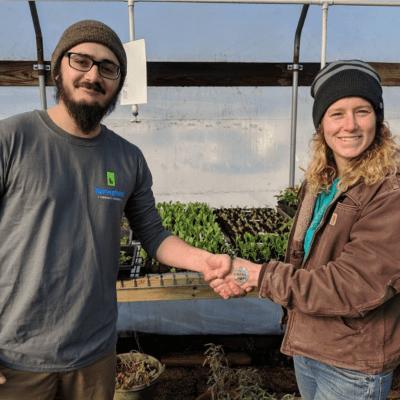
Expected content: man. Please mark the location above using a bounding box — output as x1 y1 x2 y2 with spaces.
0 20 240 400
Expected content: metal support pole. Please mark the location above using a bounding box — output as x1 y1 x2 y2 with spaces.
128 0 139 119
29 1 47 110
128 0 135 41
289 4 309 188
321 2 329 68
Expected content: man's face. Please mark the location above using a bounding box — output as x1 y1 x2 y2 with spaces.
55 42 121 134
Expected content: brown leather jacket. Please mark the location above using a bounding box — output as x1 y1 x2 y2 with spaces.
258 168 400 373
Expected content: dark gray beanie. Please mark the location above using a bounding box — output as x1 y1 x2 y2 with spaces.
51 20 127 87
311 60 383 128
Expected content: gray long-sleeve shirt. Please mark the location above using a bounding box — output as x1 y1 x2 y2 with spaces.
0 110 171 372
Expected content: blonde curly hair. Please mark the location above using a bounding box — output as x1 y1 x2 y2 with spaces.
305 119 400 195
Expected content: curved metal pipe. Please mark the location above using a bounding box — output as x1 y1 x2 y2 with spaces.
289 4 309 188
29 1 47 110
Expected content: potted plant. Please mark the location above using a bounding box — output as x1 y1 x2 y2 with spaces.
118 245 138 280
114 351 165 400
275 185 300 219
197 344 294 400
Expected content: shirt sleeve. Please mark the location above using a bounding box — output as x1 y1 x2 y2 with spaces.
258 184 400 318
0 128 9 197
123 150 172 259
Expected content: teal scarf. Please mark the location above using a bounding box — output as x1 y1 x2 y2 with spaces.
304 178 339 258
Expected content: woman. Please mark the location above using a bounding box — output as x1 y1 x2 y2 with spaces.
212 60 400 400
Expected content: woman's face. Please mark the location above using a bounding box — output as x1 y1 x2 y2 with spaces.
322 96 376 175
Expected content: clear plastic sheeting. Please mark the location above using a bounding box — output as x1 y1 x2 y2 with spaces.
117 297 284 335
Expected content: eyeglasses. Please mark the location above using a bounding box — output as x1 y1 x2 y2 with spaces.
64 52 122 80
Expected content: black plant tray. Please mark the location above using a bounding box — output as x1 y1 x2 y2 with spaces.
118 244 139 280
120 216 138 246
277 201 298 218
213 206 291 244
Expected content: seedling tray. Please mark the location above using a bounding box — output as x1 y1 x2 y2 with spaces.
117 203 292 301
213 206 290 243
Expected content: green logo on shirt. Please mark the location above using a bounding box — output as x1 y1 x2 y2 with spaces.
107 172 115 186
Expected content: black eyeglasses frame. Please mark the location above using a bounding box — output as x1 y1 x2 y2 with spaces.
64 52 122 80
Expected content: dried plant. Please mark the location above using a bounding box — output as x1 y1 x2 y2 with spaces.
203 344 298 400
115 351 160 390
203 343 237 400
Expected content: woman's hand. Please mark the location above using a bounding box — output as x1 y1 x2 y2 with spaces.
209 258 261 299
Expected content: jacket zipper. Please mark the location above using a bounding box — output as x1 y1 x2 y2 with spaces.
280 191 342 329
280 187 303 329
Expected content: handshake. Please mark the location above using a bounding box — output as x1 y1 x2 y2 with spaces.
203 254 261 300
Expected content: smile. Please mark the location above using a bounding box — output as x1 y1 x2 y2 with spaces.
338 136 361 142
76 82 106 95
82 87 102 95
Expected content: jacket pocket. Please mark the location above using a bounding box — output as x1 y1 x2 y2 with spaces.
329 316 361 335
288 241 304 268
341 316 363 331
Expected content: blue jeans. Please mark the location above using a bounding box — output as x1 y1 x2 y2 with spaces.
293 356 393 400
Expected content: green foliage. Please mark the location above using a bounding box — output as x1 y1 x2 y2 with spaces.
120 236 129 245
274 185 300 207
119 251 133 265
268 233 289 260
140 248 147 260
137 201 294 271
232 229 291 263
140 202 232 272
121 220 130 229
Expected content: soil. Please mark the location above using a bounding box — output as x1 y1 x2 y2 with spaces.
153 364 300 400
52 333 400 399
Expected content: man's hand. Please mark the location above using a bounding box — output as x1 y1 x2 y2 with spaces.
155 236 250 296
209 258 260 299
202 253 232 281
0 370 6 384
202 254 250 297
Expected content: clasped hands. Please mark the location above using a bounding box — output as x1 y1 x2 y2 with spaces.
203 254 259 300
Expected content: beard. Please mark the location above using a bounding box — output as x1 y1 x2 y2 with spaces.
55 74 120 135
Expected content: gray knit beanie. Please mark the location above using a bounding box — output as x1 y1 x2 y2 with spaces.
311 60 383 128
51 20 127 87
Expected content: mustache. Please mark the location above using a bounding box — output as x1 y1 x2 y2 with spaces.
76 81 106 95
